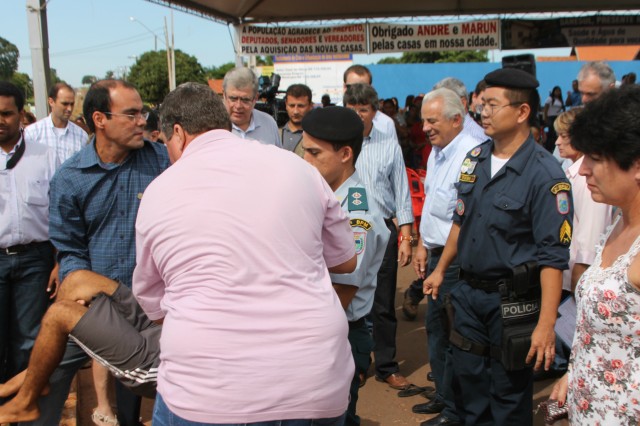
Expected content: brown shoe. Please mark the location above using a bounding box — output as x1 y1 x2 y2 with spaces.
376 373 411 390
402 289 418 320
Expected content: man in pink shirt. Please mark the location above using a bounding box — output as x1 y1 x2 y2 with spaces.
133 82 356 426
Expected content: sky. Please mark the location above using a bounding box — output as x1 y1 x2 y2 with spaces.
3 0 571 87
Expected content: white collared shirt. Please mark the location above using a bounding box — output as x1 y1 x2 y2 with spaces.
420 131 480 249
231 109 282 147
0 137 57 246
24 114 88 168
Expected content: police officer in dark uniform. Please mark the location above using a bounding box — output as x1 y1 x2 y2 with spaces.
423 68 573 425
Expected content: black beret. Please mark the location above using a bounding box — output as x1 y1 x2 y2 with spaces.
302 106 364 143
484 68 539 89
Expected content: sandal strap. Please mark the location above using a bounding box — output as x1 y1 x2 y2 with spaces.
92 410 120 426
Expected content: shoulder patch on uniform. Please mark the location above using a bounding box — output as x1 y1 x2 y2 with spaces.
470 147 482 157
350 218 372 231
353 231 366 255
556 192 570 215
559 219 572 245
456 199 465 216
348 187 369 212
550 182 571 195
459 174 477 183
460 158 477 174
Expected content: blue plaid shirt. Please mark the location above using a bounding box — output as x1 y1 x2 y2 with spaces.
49 138 169 287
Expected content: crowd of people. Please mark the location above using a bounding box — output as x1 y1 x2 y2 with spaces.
0 59 638 426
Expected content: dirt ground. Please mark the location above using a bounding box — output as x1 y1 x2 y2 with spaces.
68 261 561 426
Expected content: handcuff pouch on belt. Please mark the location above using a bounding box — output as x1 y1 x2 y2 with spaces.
447 262 541 371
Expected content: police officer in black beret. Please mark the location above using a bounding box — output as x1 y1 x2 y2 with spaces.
302 107 390 426
422 68 573 426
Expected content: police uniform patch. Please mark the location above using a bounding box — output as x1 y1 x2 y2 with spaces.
459 174 477 183
348 188 369 212
470 147 481 157
350 218 372 231
550 182 571 195
556 192 570 215
353 231 366 255
559 219 572 245
456 199 465 216
460 158 477 175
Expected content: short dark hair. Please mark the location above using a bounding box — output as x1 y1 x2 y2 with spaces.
570 85 640 171
143 106 160 133
160 82 231 139
0 81 25 111
83 79 137 133
503 88 539 127
48 82 74 100
343 83 379 111
285 84 312 103
343 65 372 85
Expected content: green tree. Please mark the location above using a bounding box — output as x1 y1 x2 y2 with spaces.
378 50 488 64
49 68 62 85
0 36 19 80
10 72 33 100
204 62 236 80
82 75 97 85
128 49 206 103
105 70 115 79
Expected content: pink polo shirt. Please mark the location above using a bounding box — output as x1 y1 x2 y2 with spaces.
133 130 355 423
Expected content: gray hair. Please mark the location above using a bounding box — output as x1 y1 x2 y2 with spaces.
433 77 468 101
577 61 616 89
423 88 465 120
160 82 231 139
222 67 259 96
343 83 379 111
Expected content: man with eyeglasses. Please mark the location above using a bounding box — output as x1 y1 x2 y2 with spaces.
29 79 169 426
24 82 88 168
422 68 572 425
223 67 281 147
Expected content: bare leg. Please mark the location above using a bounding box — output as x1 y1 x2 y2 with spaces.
0 370 27 398
0 301 87 423
91 361 118 426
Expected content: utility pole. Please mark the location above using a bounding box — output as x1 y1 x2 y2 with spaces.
26 0 51 119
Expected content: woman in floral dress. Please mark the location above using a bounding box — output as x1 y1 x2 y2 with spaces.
550 85 640 424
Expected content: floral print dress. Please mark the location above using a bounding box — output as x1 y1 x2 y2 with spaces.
568 216 640 425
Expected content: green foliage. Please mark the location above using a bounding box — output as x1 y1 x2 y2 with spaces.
49 68 62 85
0 37 19 80
10 72 33 100
105 70 115 79
82 75 97 85
204 62 236 80
128 49 205 103
378 50 488 64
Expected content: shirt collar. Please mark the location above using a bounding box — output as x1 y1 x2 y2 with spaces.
232 112 258 134
47 114 69 134
284 122 302 134
78 136 135 170
435 130 465 161
1 133 24 158
566 155 584 178
497 134 537 176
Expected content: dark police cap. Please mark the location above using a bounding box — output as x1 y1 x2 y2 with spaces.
484 68 539 89
302 106 364 143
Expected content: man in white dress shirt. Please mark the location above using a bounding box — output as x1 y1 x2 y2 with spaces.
0 82 57 385
24 82 88 167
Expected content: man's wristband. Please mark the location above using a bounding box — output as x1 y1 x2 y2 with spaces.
399 234 415 246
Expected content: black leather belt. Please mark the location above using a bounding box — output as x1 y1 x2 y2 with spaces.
459 270 512 293
1 241 49 255
348 317 366 330
429 246 444 256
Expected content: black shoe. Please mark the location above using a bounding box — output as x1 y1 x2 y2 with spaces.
420 413 462 426
412 399 445 414
427 371 435 382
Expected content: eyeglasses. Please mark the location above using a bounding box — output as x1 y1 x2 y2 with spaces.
478 102 523 116
104 111 149 121
225 95 255 106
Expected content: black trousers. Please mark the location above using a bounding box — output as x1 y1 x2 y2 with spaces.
371 219 400 378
